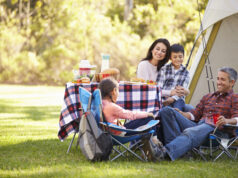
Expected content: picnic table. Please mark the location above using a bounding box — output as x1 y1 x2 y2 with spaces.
58 82 162 141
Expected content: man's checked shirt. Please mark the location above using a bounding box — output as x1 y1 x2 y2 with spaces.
190 90 238 131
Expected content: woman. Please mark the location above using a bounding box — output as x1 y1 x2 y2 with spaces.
137 38 170 81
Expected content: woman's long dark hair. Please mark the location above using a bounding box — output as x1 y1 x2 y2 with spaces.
142 38 170 71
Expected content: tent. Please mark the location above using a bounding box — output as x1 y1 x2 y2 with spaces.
186 0 238 106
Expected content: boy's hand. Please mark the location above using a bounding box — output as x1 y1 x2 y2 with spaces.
175 86 189 96
170 89 178 96
175 86 186 96
162 97 175 106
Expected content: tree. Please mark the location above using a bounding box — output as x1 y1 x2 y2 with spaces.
0 0 208 85
124 0 133 21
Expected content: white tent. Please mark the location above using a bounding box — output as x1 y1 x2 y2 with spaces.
186 0 238 106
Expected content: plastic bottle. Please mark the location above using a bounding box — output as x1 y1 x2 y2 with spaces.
100 53 110 72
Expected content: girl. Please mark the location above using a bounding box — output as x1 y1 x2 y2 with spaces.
137 38 170 81
98 77 155 135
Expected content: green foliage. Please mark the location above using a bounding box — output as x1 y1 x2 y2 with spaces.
0 0 208 85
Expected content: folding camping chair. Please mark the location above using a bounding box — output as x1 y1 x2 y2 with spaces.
209 124 238 161
66 87 92 154
91 89 160 161
194 124 238 161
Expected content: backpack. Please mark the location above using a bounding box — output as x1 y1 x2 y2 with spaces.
78 111 113 161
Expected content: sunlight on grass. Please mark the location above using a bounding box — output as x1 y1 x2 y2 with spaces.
0 84 64 106
0 113 27 118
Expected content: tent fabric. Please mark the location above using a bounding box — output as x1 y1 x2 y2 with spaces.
196 0 238 40
187 0 238 106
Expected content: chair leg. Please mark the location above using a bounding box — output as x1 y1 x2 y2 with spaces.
192 148 207 161
235 147 238 159
67 131 77 154
210 137 213 158
76 133 80 149
110 138 145 162
213 138 236 161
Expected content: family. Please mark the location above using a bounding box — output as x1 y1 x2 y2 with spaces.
98 38 238 161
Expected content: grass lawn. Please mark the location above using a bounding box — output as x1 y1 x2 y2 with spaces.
0 84 238 178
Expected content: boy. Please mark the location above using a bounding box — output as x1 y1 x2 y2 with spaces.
156 43 193 111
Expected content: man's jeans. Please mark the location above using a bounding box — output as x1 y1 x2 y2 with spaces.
159 106 214 161
171 98 194 112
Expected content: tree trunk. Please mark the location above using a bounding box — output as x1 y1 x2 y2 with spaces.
124 0 133 21
19 0 23 29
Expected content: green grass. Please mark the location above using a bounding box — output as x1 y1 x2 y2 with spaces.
0 84 238 178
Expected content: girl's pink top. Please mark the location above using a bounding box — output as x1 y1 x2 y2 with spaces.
102 99 148 126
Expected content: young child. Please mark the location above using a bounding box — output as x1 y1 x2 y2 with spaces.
98 77 155 136
156 43 193 111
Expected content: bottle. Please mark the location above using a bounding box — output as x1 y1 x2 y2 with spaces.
100 53 110 72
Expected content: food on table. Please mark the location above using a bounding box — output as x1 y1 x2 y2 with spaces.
146 80 157 85
101 68 120 80
72 76 91 84
131 77 145 83
94 68 120 82
81 76 90 83
130 78 157 85
77 60 96 82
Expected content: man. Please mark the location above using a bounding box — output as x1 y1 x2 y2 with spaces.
158 67 238 161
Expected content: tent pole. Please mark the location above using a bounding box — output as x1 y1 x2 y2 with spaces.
186 22 221 104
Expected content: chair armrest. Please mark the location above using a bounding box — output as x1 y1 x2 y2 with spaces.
223 124 238 129
100 120 159 134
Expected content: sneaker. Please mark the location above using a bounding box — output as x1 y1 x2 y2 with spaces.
142 137 166 162
152 136 163 148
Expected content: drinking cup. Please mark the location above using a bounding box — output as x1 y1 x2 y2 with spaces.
213 114 220 124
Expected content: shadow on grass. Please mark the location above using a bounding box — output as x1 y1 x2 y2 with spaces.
0 138 148 172
0 99 61 121
0 138 87 170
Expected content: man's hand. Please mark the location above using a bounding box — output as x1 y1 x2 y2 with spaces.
216 116 237 127
174 108 191 120
162 97 175 106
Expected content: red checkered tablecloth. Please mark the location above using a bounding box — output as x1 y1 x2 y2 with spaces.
58 82 162 141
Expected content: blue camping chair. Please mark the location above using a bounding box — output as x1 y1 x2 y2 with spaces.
91 89 160 161
194 124 238 161
66 87 92 154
